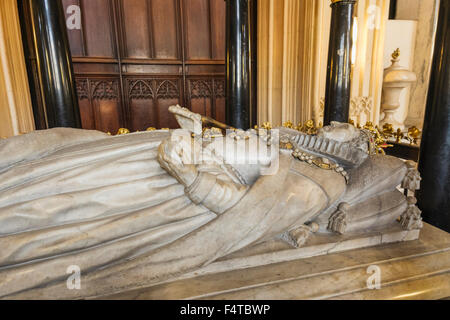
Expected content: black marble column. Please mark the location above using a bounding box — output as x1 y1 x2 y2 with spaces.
225 0 251 129
416 0 450 232
28 0 81 128
323 0 356 125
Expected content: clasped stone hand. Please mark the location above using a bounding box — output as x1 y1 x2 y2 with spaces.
157 134 200 187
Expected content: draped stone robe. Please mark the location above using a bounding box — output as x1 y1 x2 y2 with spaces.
0 127 407 299
0 129 217 297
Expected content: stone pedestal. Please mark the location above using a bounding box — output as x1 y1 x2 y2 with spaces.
103 223 450 300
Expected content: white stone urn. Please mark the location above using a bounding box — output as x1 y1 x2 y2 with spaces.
380 49 417 129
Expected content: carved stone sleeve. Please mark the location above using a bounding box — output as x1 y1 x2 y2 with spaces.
185 172 248 215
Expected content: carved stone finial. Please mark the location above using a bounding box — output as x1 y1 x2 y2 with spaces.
400 196 423 230
402 161 421 191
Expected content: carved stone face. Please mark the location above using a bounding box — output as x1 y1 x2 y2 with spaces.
318 121 360 143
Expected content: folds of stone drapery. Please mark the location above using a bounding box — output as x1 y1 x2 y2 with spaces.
0 128 109 171
2 154 302 299
0 130 215 299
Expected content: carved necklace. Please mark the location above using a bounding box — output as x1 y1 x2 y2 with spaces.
291 148 349 183
279 134 349 182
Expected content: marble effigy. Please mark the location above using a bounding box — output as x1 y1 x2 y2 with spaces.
0 106 423 299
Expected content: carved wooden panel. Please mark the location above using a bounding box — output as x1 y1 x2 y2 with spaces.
64 0 116 58
183 0 211 60
75 78 122 133
209 0 226 60
64 0 226 132
125 78 183 131
82 0 116 57
189 79 213 116
120 0 152 59
126 79 155 130
187 78 225 123
155 79 183 128
63 0 84 57
213 78 226 122
91 79 121 132
149 0 180 60
75 78 95 129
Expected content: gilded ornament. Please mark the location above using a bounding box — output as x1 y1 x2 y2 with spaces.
292 149 348 183
392 48 400 60
116 128 130 135
407 126 421 145
382 123 394 136
395 128 404 143
261 122 272 130
283 121 294 129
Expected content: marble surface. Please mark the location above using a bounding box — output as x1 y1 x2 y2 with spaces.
174 224 420 280
105 223 450 300
0 107 425 299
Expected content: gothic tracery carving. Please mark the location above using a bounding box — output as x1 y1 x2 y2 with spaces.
213 79 225 98
91 80 119 100
128 80 154 100
75 79 89 100
190 80 212 99
156 80 179 100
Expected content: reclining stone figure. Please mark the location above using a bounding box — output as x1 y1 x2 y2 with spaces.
0 105 421 299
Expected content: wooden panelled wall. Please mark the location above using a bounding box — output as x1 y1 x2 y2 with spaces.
62 0 226 133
